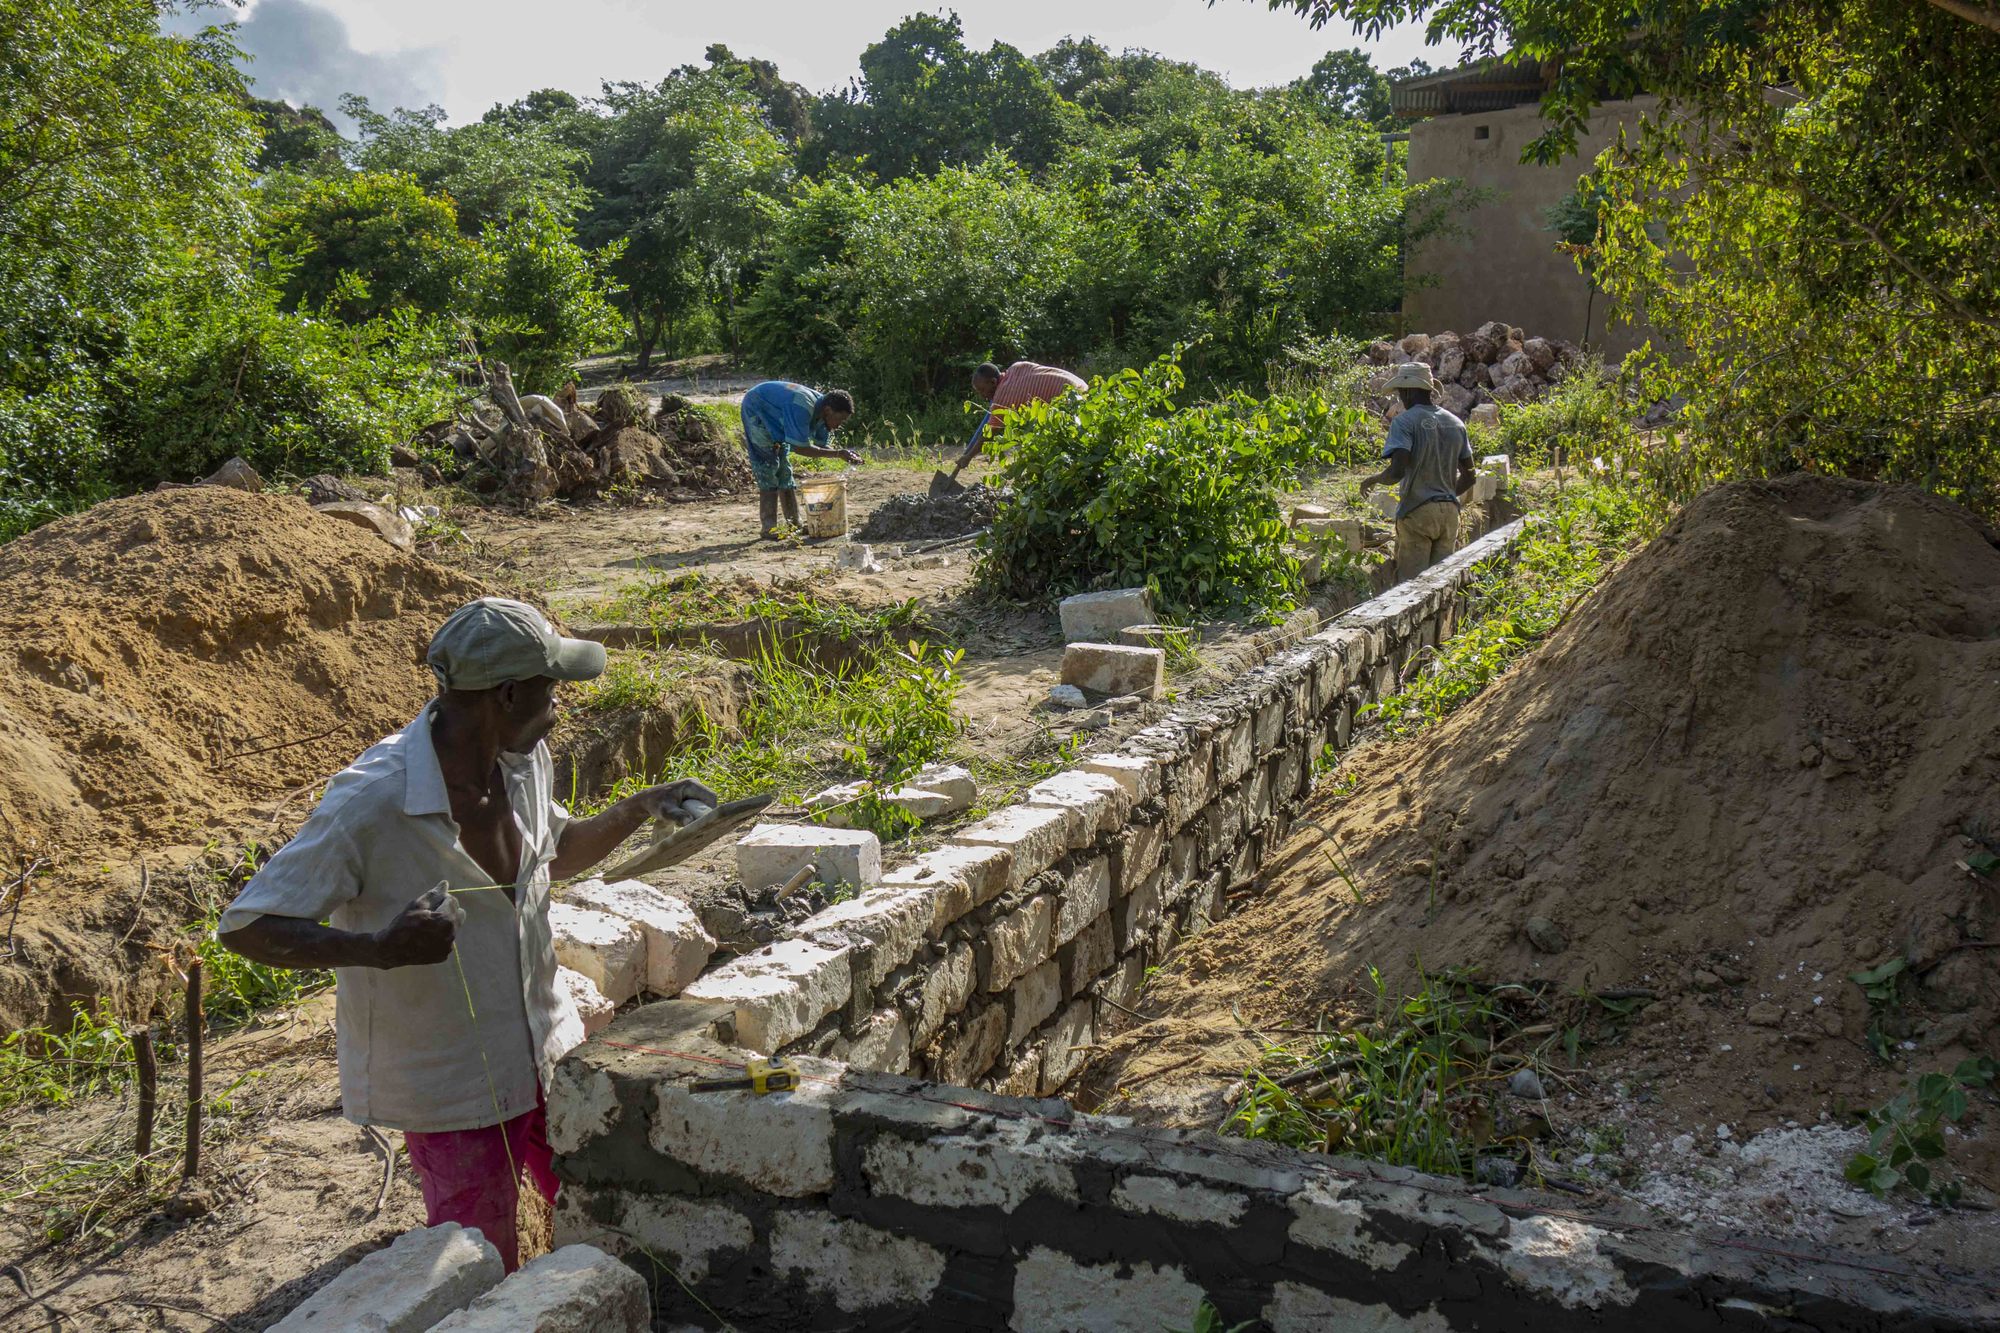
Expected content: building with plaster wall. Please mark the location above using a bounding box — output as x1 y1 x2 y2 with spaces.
1395 62 1659 358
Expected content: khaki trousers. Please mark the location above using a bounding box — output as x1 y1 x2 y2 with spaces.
1395 501 1461 582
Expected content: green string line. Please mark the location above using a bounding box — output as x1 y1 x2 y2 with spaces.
451 943 521 1192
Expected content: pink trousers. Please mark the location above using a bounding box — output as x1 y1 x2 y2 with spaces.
403 1095 558 1271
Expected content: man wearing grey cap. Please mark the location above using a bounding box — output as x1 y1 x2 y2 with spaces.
217 597 714 1270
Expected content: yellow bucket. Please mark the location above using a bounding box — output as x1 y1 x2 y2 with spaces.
798 479 848 540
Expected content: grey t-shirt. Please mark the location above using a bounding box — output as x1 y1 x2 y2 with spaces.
1383 404 1474 519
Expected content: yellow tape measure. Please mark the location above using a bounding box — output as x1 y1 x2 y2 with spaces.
689 1057 800 1095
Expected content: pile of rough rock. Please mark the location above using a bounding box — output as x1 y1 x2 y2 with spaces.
426 365 751 504
1363 322 1587 424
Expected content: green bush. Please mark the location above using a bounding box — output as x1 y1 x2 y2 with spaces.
979 345 1354 617
106 282 460 484
1493 363 1631 470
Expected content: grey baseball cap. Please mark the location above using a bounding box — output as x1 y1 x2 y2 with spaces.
426 597 605 692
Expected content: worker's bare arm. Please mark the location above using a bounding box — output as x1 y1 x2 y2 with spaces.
551 779 719 880
794 443 864 464
1357 452 1409 495
1454 463 1479 499
218 887 458 970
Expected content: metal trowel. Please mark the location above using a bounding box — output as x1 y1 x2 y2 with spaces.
598 793 774 879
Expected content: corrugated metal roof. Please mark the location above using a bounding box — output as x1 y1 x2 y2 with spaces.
1390 59 1550 119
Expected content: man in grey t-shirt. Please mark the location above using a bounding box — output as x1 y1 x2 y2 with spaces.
1360 363 1477 581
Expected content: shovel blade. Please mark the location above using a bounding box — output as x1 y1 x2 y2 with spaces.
928 470 965 499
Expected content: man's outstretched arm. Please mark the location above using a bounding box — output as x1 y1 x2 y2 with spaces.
219 886 460 970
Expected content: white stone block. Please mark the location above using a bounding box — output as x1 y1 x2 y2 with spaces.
650 1066 838 1196
564 879 716 997
912 942 977 1046
1060 642 1165 700
909 762 978 811
770 1212 947 1314
1079 752 1162 804
1480 453 1510 478
1054 856 1111 946
556 966 615 1037
1112 1175 1249 1227
983 895 1054 991
881 843 1012 933
682 936 852 1052
547 903 645 1005
1371 489 1400 520
802 780 869 826
1009 1247 1204 1333
1290 503 1331 523
554 1190 754 1286
275 1223 503 1333
1007 960 1062 1045
429 1245 648 1332
800 885 935 990
1264 1287 1452 1333
1025 769 1132 841
1058 587 1156 643
737 823 881 894
846 1008 911 1073
1039 998 1095 1093
950 805 1072 890
862 1122 1078 1212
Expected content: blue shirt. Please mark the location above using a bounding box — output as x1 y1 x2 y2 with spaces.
1382 404 1473 520
739 381 828 460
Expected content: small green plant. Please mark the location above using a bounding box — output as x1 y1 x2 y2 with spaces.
573 652 692 714
1845 1058 1997 1205
0 1001 134 1110
1493 361 1632 470
1848 957 1909 1062
1166 1299 1257 1333
1226 968 1552 1180
198 913 331 1026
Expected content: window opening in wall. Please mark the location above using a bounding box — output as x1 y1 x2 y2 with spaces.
1473 125 1490 140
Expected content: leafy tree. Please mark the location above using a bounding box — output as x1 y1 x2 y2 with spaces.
698 44 815 146
809 12 1080 177
472 200 625 394
583 72 792 370
260 171 476 322
342 95 592 231
248 97 345 174
0 0 257 531
744 161 1084 407
1296 48 1393 123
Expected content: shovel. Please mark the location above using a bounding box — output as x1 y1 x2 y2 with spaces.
930 407 993 498
598 793 774 879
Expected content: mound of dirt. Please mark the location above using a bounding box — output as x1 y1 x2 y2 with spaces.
0 487 492 1026
855 484 1003 542
1084 476 2000 1185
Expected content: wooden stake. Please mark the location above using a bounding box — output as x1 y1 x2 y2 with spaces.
183 960 203 1183
132 1027 157 1162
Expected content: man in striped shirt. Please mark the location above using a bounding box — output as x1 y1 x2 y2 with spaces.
950 360 1088 477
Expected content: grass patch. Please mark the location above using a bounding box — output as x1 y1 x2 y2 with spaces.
0 1002 134 1112
1494 362 1633 470
1366 478 1653 737
573 651 700 714
1226 968 1559 1181
592 570 929 643
600 636 965 842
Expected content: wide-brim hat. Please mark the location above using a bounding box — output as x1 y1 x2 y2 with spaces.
1383 362 1442 392
427 597 605 692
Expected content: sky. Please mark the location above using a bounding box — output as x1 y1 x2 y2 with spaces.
170 0 1444 129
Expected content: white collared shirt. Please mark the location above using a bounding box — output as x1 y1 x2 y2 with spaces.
219 703 583 1132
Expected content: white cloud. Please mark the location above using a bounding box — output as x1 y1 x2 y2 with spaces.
166 0 445 129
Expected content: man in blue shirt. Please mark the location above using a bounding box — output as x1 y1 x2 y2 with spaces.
739 381 862 539
1359 363 1478 582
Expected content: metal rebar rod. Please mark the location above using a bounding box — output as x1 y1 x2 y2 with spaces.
132 1028 157 1163
183 961 203 1182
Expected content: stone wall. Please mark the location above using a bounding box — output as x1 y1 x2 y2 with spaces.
677 519 1529 1094
549 1003 1996 1331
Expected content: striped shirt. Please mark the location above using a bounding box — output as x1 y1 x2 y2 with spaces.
990 362 1087 411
